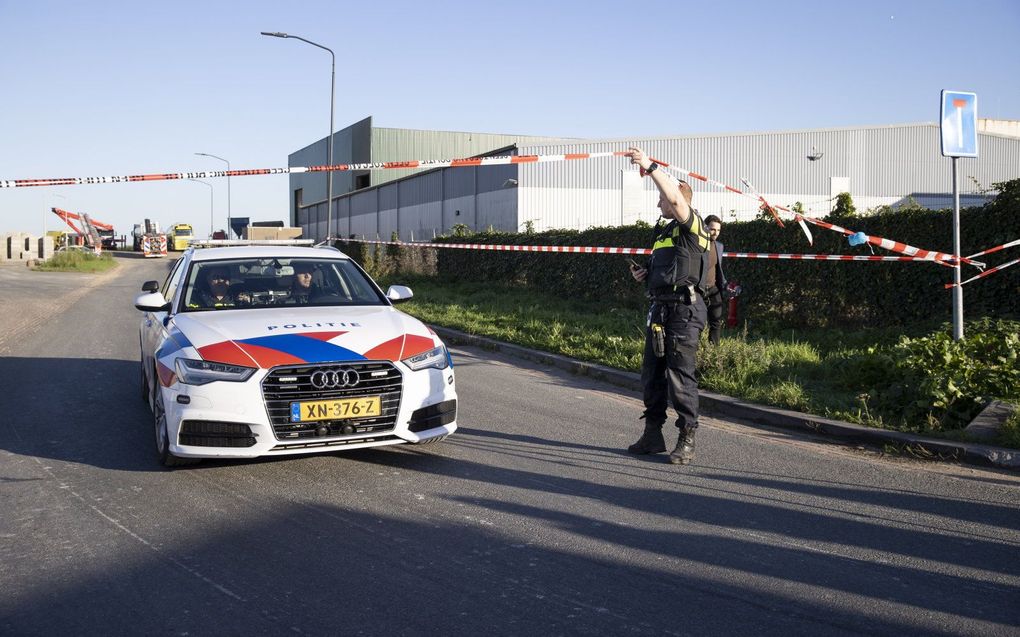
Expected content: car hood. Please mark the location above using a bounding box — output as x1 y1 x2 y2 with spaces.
167 305 439 369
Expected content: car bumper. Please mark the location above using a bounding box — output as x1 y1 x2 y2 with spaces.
162 365 457 459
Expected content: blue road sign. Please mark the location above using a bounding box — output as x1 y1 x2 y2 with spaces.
940 90 978 158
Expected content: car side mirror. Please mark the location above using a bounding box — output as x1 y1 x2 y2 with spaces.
386 285 414 304
134 291 171 312
142 280 159 293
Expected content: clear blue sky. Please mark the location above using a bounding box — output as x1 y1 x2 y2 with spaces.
1 0 1018 238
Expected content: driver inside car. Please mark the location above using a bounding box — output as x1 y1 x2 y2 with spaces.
188 267 250 309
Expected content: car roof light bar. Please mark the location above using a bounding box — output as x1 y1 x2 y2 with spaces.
189 239 317 248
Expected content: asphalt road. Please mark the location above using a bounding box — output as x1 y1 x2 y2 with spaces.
1 254 1019 636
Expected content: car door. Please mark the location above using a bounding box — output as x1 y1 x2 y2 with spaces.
143 256 187 392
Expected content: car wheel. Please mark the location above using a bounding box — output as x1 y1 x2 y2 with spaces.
153 383 198 468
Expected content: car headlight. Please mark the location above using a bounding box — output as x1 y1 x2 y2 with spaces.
175 358 257 385
402 345 449 371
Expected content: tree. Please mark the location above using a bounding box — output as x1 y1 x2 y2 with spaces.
830 192 857 219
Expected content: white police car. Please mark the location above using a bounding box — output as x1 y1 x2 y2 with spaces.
134 241 456 466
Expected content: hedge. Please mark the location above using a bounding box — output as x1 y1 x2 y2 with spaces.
340 180 1020 328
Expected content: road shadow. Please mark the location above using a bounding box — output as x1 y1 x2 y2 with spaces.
1 501 992 636
346 439 1020 615
0 357 162 472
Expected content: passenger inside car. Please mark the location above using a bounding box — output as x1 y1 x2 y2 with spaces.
284 262 322 305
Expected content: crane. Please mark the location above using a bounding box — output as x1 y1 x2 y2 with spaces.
51 207 115 254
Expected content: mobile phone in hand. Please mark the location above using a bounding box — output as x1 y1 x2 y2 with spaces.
627 258 641 270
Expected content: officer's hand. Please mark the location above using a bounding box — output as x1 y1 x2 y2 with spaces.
625 147 652 171
631 266 647 282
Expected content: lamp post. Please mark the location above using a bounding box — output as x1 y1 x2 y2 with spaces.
188 179 215 239
261 31 335 241
195 152 231 238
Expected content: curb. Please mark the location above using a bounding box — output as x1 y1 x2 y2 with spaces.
432 326 1019 472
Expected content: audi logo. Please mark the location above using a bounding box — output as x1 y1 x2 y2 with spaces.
310 368 360 389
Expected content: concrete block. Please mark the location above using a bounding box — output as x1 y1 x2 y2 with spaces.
7 234 28 260
37 236 54 259
8 234 24 260
0 234 8 261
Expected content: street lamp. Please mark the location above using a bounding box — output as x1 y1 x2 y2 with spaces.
261 30 335 241
188 179 214 239
195 152 231 238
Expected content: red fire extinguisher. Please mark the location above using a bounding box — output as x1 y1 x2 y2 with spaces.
726 280 742 328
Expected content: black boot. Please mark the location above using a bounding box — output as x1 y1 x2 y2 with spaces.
628 422 666 454
669 429 696 465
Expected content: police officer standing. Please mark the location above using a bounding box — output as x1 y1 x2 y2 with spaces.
625 147 711 465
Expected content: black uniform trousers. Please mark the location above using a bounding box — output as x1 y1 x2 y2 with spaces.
704 285 725 345
640 296 707 432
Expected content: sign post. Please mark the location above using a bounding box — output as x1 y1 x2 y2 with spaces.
940 90 978 341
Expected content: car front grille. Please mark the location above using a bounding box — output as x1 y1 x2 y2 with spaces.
261 362 402 441
179 420 257 448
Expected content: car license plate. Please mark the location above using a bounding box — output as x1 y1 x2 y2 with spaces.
290 396 382 422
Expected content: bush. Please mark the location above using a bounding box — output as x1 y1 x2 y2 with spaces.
853 318 1020 431
419 178 1020 328
361 179 1019 328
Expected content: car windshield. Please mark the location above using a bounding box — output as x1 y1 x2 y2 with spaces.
180 257 386 311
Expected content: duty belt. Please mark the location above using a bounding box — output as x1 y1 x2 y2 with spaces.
649 284 700 305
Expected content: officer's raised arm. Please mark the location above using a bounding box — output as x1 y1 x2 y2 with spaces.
624 147 691 224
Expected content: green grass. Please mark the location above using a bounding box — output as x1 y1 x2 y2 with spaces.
387 276 644 370
383 274 1019 449
34 250 117 273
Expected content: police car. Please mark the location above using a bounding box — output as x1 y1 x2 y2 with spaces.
134 240 456 466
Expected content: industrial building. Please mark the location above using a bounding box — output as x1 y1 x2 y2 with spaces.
289 117 1020 242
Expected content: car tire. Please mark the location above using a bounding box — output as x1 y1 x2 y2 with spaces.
153 382 199 468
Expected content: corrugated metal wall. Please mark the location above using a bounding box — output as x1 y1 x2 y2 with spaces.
297 122 1020 239
517 125 1020 229
293 121 568 239
323 162 519 242
370 128 558 186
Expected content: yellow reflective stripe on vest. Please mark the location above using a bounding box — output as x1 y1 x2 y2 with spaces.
654 215 711 253
687 213 711 252
652 232 676 251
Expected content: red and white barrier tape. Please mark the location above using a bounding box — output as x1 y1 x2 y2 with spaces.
345 238 649 255
798 216 987 268
648 157 984 268
966 238 1020 260
945 257 1020 288
5 148 1000 273
0 151 628 189
722 253 941 262
739 177 786 229
341 238 958 261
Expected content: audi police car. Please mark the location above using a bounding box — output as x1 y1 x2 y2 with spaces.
134 241 456 466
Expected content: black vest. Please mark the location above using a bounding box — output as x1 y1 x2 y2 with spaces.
646 213 711 299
